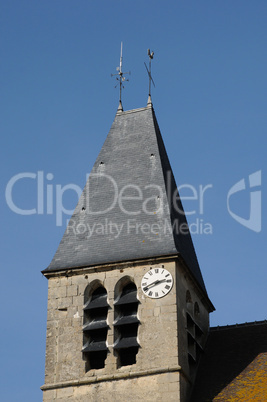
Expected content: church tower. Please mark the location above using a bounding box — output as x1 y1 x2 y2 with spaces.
41 95 214 401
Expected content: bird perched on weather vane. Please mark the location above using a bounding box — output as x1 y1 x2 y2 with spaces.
144 49 155 101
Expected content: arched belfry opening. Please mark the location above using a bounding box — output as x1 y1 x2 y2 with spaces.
114 279 140 367
82 283 109 371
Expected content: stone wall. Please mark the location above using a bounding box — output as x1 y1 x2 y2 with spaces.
42 257 210 401
43 371 181 401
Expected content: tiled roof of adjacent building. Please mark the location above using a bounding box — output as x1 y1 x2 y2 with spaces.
191 320 267 401
43 103 208 296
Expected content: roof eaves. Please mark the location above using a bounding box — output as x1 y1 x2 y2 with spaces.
42 253 180 277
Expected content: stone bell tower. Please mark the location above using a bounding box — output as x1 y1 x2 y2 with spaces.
41 100 214 401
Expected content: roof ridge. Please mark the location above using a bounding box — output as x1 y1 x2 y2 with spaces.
116 105 152 116
210 319 267 331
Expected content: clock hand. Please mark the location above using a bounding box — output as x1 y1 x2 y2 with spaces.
143 279 166 291
143 280 159 291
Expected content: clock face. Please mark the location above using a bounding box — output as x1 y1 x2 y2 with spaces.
141 268 173 299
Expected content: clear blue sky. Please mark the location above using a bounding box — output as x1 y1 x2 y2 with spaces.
1 1 266 401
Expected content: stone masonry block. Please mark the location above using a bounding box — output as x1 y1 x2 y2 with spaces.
56 386 74 399
78 283 88 295
48 287 59 300
141 309 154 318
161 304 177 314
157 372 179 384
161 312 177 321
103 277 116 290
46 309 55 322
43 389 56 401
168 381 180 392
58 297 73 309
67 284 78 297
58 277 72 287
48 278 59 289
72 275 88 286
74 295 84 306
107 290 115 300
46 326 57 338
67 306 78 318
58 286 67 298
154 306 161 316
47 298 58 310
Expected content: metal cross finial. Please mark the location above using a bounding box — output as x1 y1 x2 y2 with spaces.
111 42 130 106
144 49 155 97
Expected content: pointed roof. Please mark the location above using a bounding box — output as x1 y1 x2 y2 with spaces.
44 104 207 295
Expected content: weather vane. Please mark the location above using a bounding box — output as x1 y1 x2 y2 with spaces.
144 49 155 99
111 42 130 109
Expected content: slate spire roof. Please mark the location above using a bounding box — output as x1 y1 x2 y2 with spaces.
44 103 207 295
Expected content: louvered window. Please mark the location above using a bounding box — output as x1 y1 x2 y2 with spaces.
114 282 140 367
186 312 203 369
82 286 109 371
